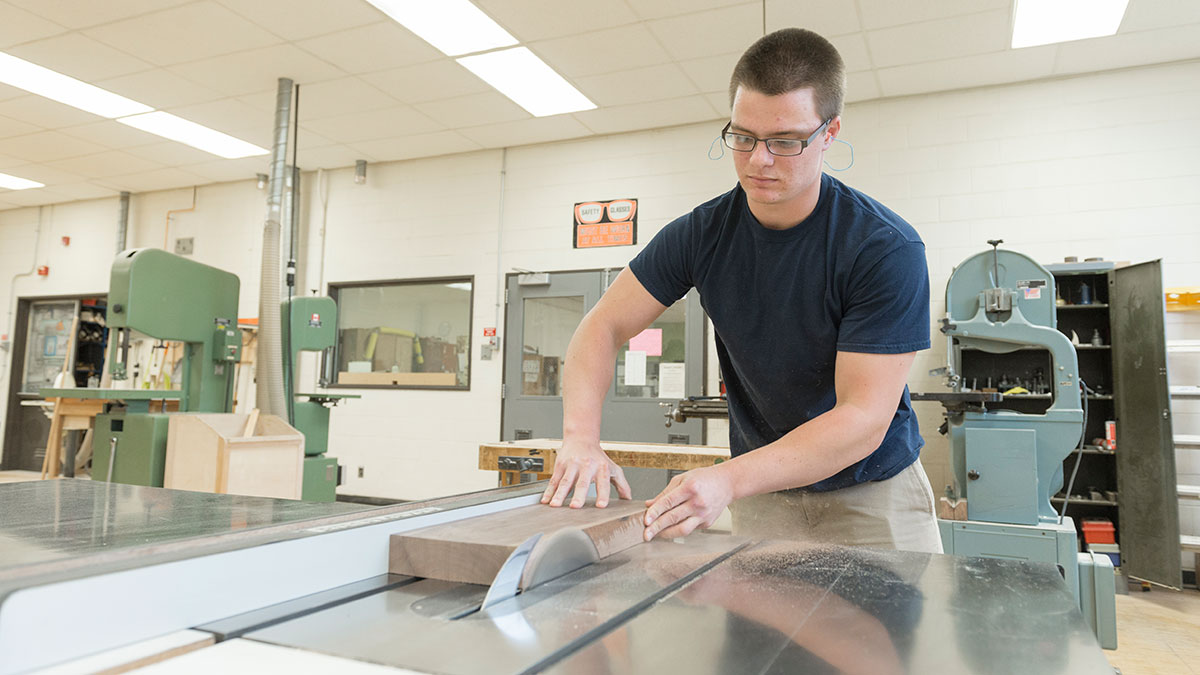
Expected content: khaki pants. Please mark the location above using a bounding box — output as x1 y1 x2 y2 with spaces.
730 461 944 554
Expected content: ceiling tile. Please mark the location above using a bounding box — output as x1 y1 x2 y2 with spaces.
302 106 444 144
876 46 1057 99
83 1 282 67
0 188 71 206
7 0 192 30
625 0 749 21
474 0 639 42
297 22 440 74
0 131 106 162
0 83 28 104
0 114 42 140
50 182 119 200
6 33 153 82
1121 0 1200 30
647 3 764 61
1053 25 1200 76
678 52 741 93
1 163 85 185
0 95 104 130
855 0 1009 31
361 61 491 104
764 0 862 36
529 24 673 79
164 99 276 146
96 70 225 110
413 92 529 128
866 9 1011 69
288 78 398 120
57 120 161 149
350 131 483 163
98 167 209 193
45 151 163 178
0 152 26 169
573 95 719 135
576 64 700 107
829 34 872 73
0 3 66 48
124 141 225 166
296 143 373 169
458 115 593 149
169 44 345 98
179 156 271 183
845 71 881 103
704 92 730 117
215 0 383 41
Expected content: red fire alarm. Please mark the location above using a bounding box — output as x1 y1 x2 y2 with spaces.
37 265 49 276
61 236 70 246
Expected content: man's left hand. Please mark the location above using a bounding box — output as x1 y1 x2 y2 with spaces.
643 465 735 541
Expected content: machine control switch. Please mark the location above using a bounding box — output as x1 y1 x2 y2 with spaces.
214 327 242 362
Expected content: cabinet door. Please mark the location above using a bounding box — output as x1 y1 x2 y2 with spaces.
1111 260 1181 589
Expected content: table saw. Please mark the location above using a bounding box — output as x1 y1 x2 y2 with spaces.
0 480 1112 674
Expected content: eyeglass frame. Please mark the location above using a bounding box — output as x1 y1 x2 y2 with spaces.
720 118 832 157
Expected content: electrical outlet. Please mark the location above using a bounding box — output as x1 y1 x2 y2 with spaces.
357 466 364 478
174 237 194 255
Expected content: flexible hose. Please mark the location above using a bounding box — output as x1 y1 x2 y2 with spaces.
256 78 293 418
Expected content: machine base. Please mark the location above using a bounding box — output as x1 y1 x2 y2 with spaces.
91 412 170 487
939 517 1117 649
302 455 339 502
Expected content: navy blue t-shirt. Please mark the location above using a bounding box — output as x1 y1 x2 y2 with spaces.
629 173 930 491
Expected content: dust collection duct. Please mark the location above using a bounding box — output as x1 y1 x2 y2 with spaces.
256 77 293 418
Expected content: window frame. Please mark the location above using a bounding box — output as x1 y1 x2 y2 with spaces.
324 275 474 391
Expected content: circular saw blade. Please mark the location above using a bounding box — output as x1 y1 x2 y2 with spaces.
520 527 600 591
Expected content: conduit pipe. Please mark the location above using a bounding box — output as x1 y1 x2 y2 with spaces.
256 77 293 418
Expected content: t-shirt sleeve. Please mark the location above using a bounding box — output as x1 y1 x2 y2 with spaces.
628 213 695 306
837 238 931 354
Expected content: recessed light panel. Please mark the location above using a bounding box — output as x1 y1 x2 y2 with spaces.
0 172 44 190
0 52 152 118
457 48 596 117
117 112 269 159
1012 0 1130 48
364 0 517 56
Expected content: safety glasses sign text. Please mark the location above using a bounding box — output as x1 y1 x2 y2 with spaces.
573 198 637 248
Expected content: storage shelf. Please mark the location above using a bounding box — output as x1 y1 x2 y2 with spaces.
1174 435 1200 448
1075 344 1111 350
1052 496 1118 507
1071 446 1115 456
1170 386 1200 399
1058 303 1109 309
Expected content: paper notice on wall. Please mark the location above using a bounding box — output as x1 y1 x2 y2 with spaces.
658 363 686 399
629 328 662 357
624 350 647 386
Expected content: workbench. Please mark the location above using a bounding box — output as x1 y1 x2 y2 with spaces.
479 438 730 485
0 480 1113 674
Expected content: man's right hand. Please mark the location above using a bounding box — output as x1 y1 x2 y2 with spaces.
541 440 632 508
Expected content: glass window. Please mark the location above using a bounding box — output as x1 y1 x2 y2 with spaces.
330 278 472 389
616 299 687 398
520 296 584 396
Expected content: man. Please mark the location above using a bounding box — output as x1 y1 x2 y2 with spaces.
541 28 942 553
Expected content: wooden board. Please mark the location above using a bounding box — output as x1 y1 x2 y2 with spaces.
478 438 730 475
389 499 647 586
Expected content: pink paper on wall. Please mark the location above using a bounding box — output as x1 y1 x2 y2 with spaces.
629 328 662 357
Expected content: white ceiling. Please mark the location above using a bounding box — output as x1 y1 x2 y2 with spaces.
0 0 1197 210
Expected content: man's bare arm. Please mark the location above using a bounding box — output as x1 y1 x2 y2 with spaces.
541 268 670 508
643 350 917 539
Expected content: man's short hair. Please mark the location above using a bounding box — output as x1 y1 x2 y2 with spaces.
729 28 845 122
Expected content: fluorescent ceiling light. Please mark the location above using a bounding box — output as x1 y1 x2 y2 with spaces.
1012 0 1129 48
0 52 152 118
116 112 268 159
457 48 596 117
364 0 517 56
0 172 44 190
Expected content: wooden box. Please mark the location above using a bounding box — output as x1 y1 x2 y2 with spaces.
164 413 304 499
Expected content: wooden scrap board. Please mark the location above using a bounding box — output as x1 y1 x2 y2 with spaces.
389 499 647 586
479 438 731 485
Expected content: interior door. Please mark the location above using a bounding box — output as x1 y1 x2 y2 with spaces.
501 269 705 445
1111 260 1181 589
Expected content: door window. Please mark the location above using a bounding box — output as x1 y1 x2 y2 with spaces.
521 296 584 396
615 299 687 399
